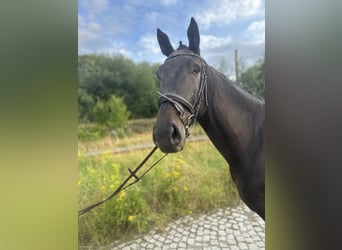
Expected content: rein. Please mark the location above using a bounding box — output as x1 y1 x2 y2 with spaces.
157 53 208 137
78 146 167 216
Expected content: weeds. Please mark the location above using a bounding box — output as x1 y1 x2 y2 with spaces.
78 141 239 247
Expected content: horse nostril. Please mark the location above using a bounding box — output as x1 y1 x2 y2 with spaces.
170 125 181 145
153 121 184 153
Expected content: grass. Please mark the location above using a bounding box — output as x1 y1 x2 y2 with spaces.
78 118 207 152
78 119 240 247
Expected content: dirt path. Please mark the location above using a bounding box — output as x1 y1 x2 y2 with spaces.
84 135 209 156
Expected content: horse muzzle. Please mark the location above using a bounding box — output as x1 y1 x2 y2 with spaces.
153 122 185 153
153 104 187 153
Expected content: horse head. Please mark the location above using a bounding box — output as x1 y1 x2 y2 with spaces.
153 17 208 153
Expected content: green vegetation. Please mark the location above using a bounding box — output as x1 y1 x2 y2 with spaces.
240 59 265 97
78 54 160 123
92 95 130 129
78 139 239 247
217 57 265 98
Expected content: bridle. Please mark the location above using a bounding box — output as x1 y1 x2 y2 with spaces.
157 53 209 137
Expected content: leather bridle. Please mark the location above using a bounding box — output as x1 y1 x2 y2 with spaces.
157 53 208 137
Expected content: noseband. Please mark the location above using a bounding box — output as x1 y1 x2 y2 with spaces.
157 53 208 137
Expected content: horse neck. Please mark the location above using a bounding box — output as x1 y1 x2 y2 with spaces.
198 67 264 168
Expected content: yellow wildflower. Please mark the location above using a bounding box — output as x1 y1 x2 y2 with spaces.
110 174 117 182
173 171 180 178
176 158 185 165
87 167 96 174
127 215 135 222
183 186 188 191
77 180 81 186
117 190 126 201
112 163 120 170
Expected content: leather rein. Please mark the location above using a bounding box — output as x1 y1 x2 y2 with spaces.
78 146 168 216
157 53 208 137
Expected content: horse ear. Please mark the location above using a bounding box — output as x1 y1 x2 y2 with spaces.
157 28 174 57
187 17 200 55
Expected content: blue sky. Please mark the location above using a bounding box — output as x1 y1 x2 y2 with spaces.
79 0 264 72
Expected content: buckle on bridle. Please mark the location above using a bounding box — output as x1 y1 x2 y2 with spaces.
157 92 196 137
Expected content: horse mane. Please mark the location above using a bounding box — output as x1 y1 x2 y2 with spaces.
210 66 264 102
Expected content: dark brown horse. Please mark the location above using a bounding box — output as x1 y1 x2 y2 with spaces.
153 18 265 220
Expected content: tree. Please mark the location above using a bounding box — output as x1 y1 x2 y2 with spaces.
217 57 230 77
125 62 159 118
92 95 130 129
78 88 94 122
78 54 160 121
240 59 265 97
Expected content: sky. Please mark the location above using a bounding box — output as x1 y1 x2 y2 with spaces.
78 0 264 73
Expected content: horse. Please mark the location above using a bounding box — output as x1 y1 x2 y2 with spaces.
152 17 265 220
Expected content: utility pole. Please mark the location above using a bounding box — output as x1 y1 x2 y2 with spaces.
235 49 239 83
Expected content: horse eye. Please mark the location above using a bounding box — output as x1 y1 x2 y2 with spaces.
192 65 201 74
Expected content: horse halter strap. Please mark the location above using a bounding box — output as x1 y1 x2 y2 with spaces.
157 53 208 137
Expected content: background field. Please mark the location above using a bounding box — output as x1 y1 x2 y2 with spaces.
78 120 239 246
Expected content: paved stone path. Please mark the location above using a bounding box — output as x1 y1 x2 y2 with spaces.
110 202 265 249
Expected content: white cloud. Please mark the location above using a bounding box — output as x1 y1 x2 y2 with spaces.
78 28 98 48
78 14 85 27
201 35 232 50
78 28 97 42
243 20 265 45
239 0 263 17
92 0 109 13
87 21 102 32
196 0 263 28
160 0 180 5
139 34 161 55
107 46 133 58
78 20 103 47
146 12 162 22
79 0 109 20
78 0 109 50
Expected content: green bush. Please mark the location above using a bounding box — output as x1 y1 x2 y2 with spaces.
78 125 106 141
92 95 130 129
